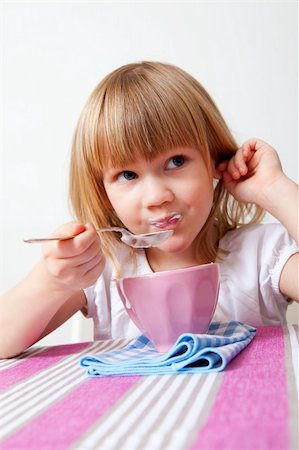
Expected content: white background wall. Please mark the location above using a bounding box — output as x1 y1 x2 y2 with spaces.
1 1 298 346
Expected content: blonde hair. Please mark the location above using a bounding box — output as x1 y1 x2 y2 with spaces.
69 61 264 273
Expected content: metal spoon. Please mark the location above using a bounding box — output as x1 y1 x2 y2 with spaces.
23 227 173 248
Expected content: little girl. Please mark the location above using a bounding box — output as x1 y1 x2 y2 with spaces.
0 61 298 358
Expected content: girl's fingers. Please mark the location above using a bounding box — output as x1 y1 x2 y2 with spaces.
82 258 106 287
42 221 104 288
50 222 86 239
227 143 258 179
214 160 228 179
62 239 103 269
40 221 106 290
44 242 103 279
80 251 104 278
216 150 247 180
237 148 249 172
241 140 257 162
57 223 98 257
217 139 265 182
216 161 228 171
221 167 235 185
45 236 103 273
226 152 243 179
43 223 99 259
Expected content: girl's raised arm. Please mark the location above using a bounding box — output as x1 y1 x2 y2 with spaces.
216 138 299 301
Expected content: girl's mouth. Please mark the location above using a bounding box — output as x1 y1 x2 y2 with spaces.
149 213 182 230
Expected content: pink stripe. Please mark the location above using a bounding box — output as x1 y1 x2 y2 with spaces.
1 376 140 449
191 326 289 450
0 342 89 392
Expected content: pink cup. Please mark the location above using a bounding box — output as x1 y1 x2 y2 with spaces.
117 263 219 352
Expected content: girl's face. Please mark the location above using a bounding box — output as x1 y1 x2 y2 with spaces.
103 147 214 266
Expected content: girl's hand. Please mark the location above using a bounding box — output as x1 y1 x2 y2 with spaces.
42 222 104 293
215 138 284 207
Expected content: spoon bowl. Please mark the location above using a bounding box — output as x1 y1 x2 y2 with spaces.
23 227 173 249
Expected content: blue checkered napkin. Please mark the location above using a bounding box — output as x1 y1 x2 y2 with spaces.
80 321 256 377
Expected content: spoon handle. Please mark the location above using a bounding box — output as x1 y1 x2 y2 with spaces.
23 228 117 243
23 235 77 243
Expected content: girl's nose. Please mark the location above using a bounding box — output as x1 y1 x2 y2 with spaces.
142 177 174 208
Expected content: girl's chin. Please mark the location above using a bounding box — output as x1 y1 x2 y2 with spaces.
154 236 196 254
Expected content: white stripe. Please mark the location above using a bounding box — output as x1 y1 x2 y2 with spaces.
114 374 193 450
1 359 82 418
0 340 125 406
123 374 200 450
82 373 218 450
0 339 130 404
0 340 129 440
0 371 87 440
75 375 172 450
0 342 99 404
0 343 100 421
165 373 218 450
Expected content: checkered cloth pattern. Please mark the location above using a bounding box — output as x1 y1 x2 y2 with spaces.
80 321 256 377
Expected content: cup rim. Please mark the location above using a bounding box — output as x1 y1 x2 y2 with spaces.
117 262 219 282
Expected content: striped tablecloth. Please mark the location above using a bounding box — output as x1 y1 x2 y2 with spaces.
0 325 298 450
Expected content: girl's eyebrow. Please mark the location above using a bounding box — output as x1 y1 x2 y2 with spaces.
104 164 135 178
107 164 133 173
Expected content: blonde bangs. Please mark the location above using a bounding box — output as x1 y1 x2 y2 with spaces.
95 64 209 170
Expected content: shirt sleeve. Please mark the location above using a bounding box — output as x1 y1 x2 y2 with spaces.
259 223 299 302
217 222 298 325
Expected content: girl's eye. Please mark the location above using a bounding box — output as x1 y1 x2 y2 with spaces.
166 155 186 169
117 171 137 183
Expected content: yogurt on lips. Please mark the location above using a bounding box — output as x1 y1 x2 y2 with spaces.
149 213 182 230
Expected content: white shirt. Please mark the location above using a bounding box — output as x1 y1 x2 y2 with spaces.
84 223 298 340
